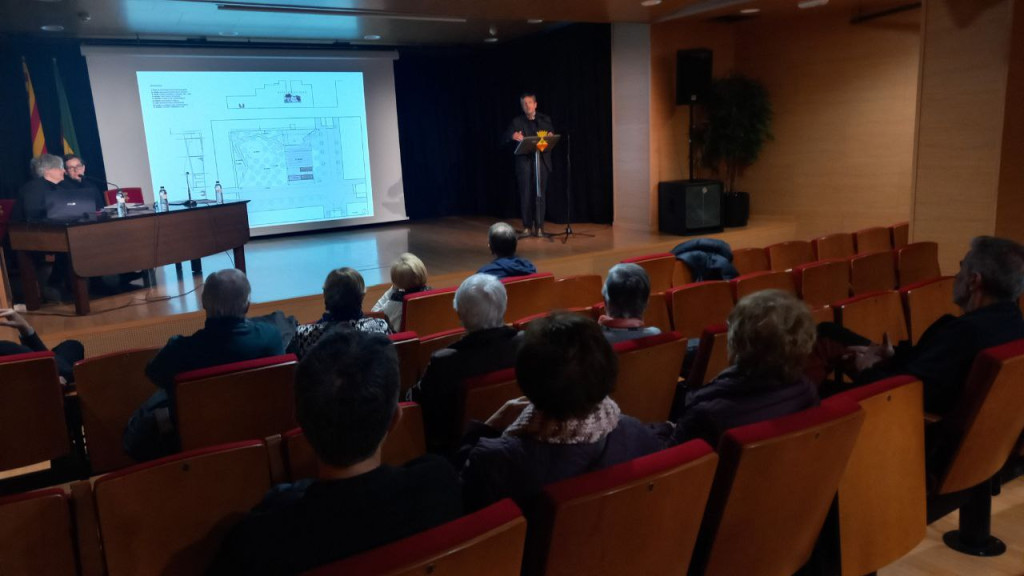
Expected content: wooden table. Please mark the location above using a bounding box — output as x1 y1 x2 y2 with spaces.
9 201 250 315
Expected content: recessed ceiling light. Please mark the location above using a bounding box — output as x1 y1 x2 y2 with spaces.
641 0 662 6
484 37 498 43
33 0 62 3
527 18 543 24
218 31 239 36
40 24 64 32
363 34 381 40
797 0 828 8
740 8 760 14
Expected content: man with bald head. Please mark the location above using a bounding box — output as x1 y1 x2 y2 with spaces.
124 269 284 460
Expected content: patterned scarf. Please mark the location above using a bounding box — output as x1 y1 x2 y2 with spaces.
504 397 621 444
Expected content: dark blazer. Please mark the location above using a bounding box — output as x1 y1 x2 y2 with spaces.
16 178 61 221
505 113 555 170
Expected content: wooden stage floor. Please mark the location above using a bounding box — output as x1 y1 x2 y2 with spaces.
13 215 801 347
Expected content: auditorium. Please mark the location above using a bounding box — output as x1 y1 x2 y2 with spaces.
1 0 1023 574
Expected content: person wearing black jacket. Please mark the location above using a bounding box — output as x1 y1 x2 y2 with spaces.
0 308 84 383
505 93 554 237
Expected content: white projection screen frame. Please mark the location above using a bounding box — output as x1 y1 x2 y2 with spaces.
81 45 407 236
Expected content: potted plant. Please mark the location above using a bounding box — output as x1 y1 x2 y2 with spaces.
693 74 773 227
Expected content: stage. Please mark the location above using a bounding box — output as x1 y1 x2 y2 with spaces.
15 215 802 355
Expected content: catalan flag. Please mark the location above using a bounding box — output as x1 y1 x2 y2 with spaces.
22 58 48 157
53 59 79 155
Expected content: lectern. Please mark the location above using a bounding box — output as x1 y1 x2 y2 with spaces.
514 133 560 239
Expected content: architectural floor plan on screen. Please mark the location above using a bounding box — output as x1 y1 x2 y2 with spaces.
137 72 374 228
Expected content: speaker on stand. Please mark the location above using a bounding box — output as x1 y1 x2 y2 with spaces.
658 180 723 235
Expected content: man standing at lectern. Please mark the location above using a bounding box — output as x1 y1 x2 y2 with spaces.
506 93 554 237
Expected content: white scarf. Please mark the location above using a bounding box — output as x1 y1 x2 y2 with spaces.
503 397 621 444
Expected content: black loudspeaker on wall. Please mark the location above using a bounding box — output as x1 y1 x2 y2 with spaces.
658 180 723 235
676 48 713 105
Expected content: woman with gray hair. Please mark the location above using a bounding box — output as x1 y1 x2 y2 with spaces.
598 263 661 343
672 289 819 446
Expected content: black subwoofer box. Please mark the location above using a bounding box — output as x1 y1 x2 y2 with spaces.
658 179 723 235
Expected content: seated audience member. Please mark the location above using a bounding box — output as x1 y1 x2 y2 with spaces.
458 312 668 511
1 307 84 383
289 267 391 357
123 269 284 461
672 290 819 446
409 274 522 452
211 330 462 575
815 236 1024 416
371 252 431 330
477 222 537 279
598 263 661 343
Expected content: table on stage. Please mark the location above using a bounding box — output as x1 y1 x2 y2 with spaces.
9 201 250 315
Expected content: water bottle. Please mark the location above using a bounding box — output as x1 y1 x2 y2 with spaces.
159 186 169 212
116 190 127 217
215 180 224 204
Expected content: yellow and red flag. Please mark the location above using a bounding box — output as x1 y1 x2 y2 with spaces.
23 57 48 157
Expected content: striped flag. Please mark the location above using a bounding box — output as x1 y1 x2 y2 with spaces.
22 58 47 157
54 58 79 155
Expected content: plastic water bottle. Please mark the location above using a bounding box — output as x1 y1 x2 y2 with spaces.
159 186 169 212
215 180 224 204
116 190 127 217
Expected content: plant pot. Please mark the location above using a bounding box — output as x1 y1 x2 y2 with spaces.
723 191 750 228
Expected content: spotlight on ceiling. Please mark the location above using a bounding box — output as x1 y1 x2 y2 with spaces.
41 24 65 32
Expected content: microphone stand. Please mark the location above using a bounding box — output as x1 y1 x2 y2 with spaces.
550 133 593 244
172 171 197 207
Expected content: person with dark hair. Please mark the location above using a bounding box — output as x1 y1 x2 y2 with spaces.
457 312 668 511
599 263 661 343
505 92 555 237
672 290 819 446
289 267 391 357
477 222 536 279
211 330 462 575
1 308 84 383
59 154 103 208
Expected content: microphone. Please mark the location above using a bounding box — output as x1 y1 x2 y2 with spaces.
172 171 198 208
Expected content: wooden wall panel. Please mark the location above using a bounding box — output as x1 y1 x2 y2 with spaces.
995 1 1024 245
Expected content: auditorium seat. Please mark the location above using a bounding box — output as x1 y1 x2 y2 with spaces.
621 253 675 293
175 354 298 451
823 376 926 576
513 307 592 331
668 281 734 340
461 368 522 429
765 240 814 272
88 440 272 576
282 402 427 482
834 290 909 345
644 291 673 333
75 347 160 474
896 241 941 287
686 324 729 387
526 440 718 576
899 276 960 344
305 499 526 576
729 270 797 301
553 274 603 309
103 187 144 205
672 259 694 287
503 273 556 323
810 304 835 324
853 226 892 255
928 339 1024 556
418 328 467 376
0 487 78 575
690 402 865 576
849 250 897 295
812 232 856 261
791 259 850 309
0 351 69 474
401 286 460 335
890 221 910 249
730 247 770 276
611 332 686 422
388 331 420 396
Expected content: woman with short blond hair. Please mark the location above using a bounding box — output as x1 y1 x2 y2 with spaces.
372 253 430 330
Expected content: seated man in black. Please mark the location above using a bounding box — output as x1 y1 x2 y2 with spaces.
16 154 65 221
477 222 536 279
212 330 462 575
1 307 84 383
60 154 103 209
123 269 284 460
818 236 1024 417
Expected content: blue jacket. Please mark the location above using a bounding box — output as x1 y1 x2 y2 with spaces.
477 256 537 279
671 238 739 281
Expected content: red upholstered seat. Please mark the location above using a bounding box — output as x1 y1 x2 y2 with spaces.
553 274 603 309
812 233 856 261
899 276 960 344
792 259 850 308
389 331 420 396
729 270 797 301
686 324 729 386
417 327 467 375
401 286 459 335
0 350 69 473
104 187 144 205
621 253 676 293
890 221 910 249
833 290 908 344
668 281 734 341
853 226 892 254
766 240 814 272
730 247 770 275
612 331 686 422
896 241 941 287
462 367 522 429
503 273 556 323
0 487 78 575
849 250 897 295
305 499 526 576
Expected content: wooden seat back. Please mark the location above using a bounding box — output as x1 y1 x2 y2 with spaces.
812 233 856 260
75 347 161 474
0 488 78 575
897 241 941 287
693 402 865 576
92 441 272 576
401 286 459 335
175 354 298 451
853 226 892 254
668 281 734 340
824 376 926 575
389 331 420 396
461 368 522 429
687 324 730 387
849 251 896 295
729 270 797 301
503 273 555 323
834 290 909 344
305 499 526 576
553 274 603 309
672 259 694 287
899 276 960 344
0 351 69 472
644 291 673 332
766 240 814 272
792 259 850 308
621 253 675 293
730 247 770 275
890 221 910 249
530 441 718 576
612 332 687 422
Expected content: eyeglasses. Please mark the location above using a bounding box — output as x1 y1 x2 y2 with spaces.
66 164 85 171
